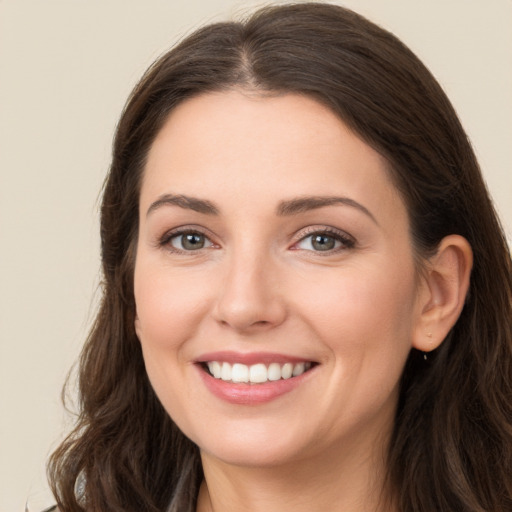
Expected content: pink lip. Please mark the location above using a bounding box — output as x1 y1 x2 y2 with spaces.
195 351 313 366
194 352 317 405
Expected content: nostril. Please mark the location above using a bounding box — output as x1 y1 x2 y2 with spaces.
219 318 271 330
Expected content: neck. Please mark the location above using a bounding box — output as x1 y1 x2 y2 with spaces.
196 432 396 512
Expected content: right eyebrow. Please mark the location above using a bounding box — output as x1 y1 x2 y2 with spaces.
146 193 220 216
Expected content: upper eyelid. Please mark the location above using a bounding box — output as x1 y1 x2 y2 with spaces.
160 225 215 241
294 225 354 242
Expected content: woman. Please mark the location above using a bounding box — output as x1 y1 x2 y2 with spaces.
48 3 512 511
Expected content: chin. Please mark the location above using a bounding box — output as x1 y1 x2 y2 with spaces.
185 418 317 469
200 439 305 468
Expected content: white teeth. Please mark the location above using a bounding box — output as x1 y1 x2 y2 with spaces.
249 363 268 383
292 362 305 377
221 362 232 381
231 363 249 383
281 362 293 379
205 361 313 383
267 363 282 381
211 361 222 378
207 361 222 378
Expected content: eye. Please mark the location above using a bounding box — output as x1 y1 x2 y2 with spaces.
168 231 214 251
295 229 354 252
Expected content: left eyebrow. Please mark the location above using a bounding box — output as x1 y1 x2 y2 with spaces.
277 196 378 225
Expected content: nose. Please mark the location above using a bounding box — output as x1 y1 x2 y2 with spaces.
213 250 287 333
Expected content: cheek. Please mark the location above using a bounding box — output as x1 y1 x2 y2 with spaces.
133 267 201 421
302 262 415 334
133 261 220 424
294 258 418 390
306 263 417 419
134 262 212 350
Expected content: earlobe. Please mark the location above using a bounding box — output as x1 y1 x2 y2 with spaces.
134 312 141 340
412 235 473 353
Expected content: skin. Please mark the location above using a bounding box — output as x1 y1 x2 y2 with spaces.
133 90 472 512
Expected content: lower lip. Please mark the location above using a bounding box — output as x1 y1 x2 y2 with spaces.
197 365 314 405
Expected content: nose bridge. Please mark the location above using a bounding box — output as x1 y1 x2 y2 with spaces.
214 240 285 331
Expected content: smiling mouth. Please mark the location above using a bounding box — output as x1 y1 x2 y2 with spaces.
201 361 316 384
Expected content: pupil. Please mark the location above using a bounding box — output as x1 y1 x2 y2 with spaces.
183 233 204 250
312 234 335 251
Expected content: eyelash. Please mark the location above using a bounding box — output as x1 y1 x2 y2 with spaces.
292 226 355 254
158 226 355 254
159 227 215 254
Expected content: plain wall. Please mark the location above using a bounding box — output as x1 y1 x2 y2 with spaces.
1 1 510 510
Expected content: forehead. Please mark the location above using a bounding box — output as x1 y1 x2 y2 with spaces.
141 90 405 223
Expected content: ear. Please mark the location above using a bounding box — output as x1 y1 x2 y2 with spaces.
134 311 142 340
412 235 473 353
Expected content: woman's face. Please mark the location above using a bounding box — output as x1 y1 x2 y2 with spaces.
134 91 424 468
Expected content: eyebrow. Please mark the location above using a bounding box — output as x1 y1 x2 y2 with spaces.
277 196 378 224
147 194 220 216
146 193 377 224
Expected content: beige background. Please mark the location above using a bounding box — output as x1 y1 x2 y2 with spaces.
1 1 511 510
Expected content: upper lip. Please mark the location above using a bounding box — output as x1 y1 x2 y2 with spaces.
195 351 317 366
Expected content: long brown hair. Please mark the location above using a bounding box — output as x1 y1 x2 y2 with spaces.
48 4 512 511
